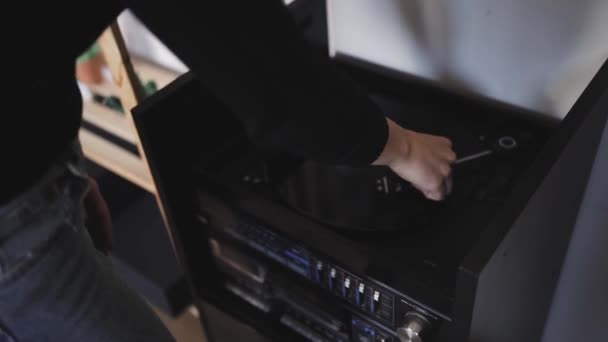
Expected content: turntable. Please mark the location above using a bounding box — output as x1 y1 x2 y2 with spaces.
265 94 547 233
132 53 608 342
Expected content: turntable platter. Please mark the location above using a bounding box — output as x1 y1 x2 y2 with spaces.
268 95 542 232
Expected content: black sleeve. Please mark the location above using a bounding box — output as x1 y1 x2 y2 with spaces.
122 0 388 166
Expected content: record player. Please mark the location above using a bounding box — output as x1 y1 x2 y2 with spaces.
132 46 608 342
182 52 553 338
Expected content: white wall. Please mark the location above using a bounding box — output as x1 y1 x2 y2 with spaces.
117 11 189 74
327 0 608 119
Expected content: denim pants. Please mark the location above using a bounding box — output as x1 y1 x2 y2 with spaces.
0 142 175 342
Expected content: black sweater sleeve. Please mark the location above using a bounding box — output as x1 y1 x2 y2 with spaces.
122 0 388 166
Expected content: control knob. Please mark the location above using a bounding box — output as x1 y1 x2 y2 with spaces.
396 312 431 342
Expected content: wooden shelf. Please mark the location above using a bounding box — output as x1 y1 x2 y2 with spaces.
79 54 180 196
82 100 136 144
80 56 180 143
79 129 156 194
85 56 181 99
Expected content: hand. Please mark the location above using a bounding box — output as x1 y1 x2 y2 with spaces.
83 176 114 254
373 117 456 201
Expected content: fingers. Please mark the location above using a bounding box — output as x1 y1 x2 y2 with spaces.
441 136 453 148
437 137 456 162
431 141 456 200
417 169 448 201
424 189 444 201
393 159 454 201
422 157 454 201
386 129 457 201
444 149 457 162
438 162 451 177
444 175 453 195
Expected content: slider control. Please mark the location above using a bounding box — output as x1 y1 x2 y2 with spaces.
315 261 324 282
371 290 381 313
357 283 365 306
343 277 351 298
329 268 337 290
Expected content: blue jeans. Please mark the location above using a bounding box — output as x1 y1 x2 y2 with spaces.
0 142 175 342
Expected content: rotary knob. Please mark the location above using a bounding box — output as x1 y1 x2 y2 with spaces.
396 312 431 342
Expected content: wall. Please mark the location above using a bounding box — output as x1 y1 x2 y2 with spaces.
117 11 189 74
327 0 608 119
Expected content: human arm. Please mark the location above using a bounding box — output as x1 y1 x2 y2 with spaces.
120 0 455 199
121 0 387 165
